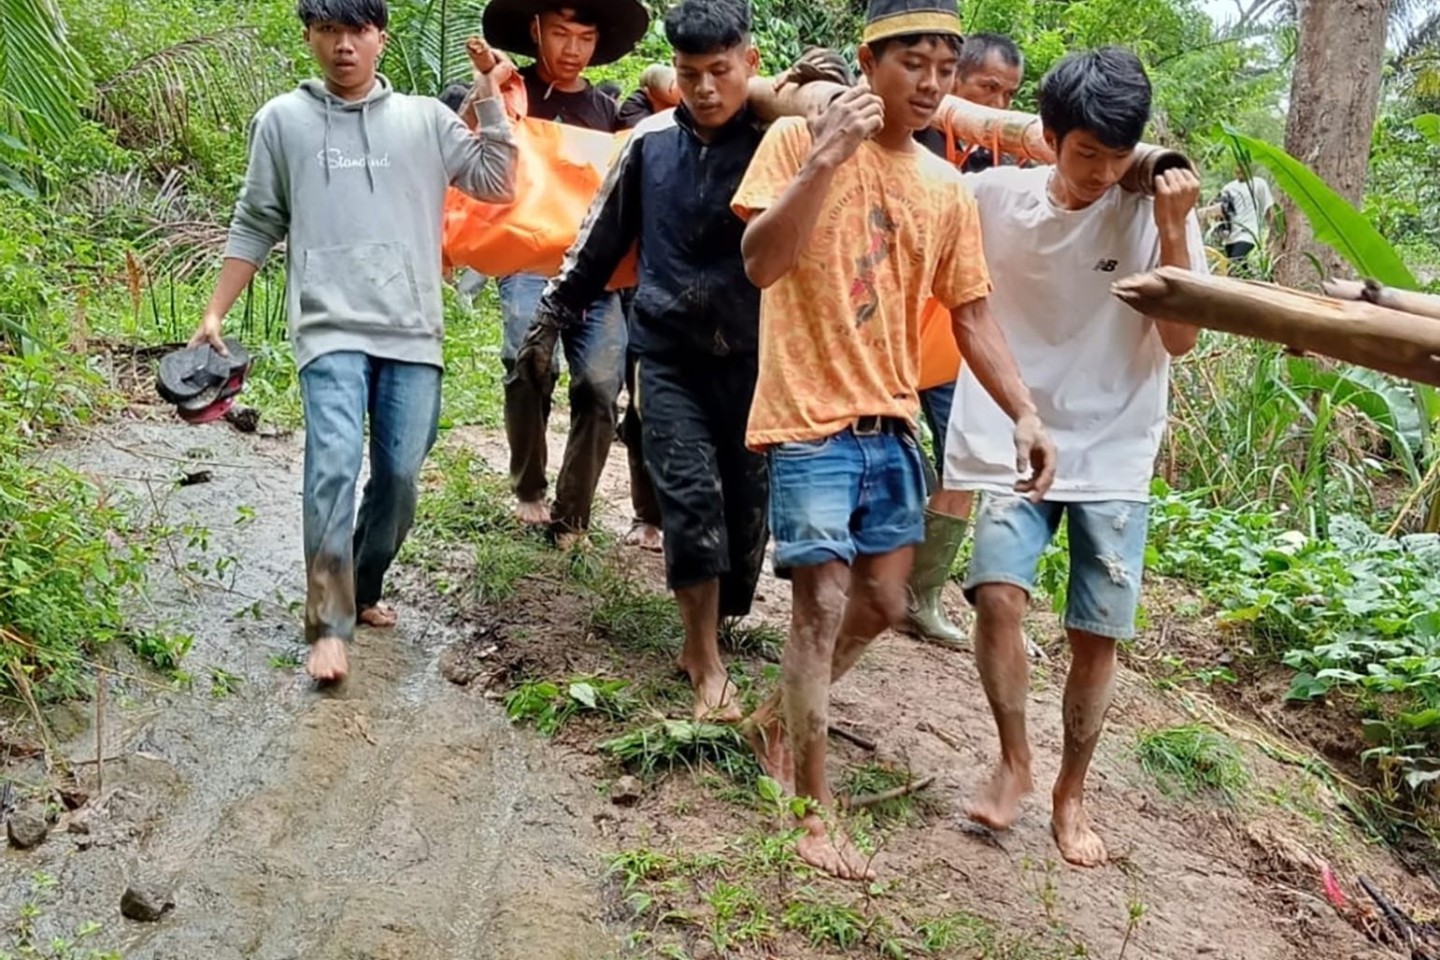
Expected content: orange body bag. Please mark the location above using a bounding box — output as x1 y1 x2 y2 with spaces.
442 115 637 290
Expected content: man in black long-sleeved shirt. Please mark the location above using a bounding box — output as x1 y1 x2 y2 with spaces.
517 0 767 722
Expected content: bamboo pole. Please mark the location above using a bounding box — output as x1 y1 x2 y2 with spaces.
745 79 1193 196
1322 279 1440 323
1112 268 1440 387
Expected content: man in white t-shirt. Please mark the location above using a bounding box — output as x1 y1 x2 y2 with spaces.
944 47 1207 868
1215 165 1275 263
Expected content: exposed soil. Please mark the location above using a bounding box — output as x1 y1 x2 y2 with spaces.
2 416 617 959
2 413 1437 959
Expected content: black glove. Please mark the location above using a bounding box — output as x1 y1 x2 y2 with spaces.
516 311 561 385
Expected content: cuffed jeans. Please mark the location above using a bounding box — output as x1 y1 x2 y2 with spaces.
498 273 625 534
300 351 441 644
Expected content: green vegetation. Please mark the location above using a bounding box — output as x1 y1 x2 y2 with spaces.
1135 724 1251 803
504 675 634 735
600 719 759 782
1148 483 1440 795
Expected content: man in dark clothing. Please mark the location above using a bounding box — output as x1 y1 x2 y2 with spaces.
517 0 767 721
482 0 647 539
617 64 680 129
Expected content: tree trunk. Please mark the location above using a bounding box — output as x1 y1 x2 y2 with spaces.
1277 0 1393 289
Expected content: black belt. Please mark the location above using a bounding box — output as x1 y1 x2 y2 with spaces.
852 416 910 437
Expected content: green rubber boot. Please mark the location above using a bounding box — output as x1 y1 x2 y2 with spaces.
903 509 969 649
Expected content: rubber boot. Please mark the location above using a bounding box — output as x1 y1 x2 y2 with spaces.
903 509 969 649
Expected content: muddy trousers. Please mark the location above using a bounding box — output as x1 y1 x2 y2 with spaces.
299 352 442 644
498 273 625 534
638 353 769 618
621 351 662 528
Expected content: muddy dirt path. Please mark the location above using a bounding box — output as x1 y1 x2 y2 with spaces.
455 424 1439 960
4 413 1437 960
2 419 618 959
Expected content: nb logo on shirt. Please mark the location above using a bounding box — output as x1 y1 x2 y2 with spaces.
1093 259 1119 273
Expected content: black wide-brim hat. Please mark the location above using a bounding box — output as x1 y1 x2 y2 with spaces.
483 0 650 67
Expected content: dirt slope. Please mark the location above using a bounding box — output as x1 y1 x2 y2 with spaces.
1 416 1434 960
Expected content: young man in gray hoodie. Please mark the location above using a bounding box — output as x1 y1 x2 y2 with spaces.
190 0 517 683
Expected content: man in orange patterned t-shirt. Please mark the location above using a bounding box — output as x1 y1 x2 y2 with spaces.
730 0 1056 880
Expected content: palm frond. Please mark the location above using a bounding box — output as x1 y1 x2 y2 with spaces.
382 0 486 96
95 27 271 150
0 0 92 150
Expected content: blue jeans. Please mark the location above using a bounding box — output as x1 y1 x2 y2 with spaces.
767 427 927 574
918 381 955 492
300 352 441 644
498 273 625 531
963 496 1150 640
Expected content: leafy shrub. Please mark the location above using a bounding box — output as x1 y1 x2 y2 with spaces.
1148 481 1440 791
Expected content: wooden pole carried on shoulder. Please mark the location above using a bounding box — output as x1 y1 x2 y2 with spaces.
1112 268 1440 387
745 78 1193 196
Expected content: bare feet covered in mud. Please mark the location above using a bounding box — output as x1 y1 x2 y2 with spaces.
964 760 1033 831
683 663 741 723
797 812 876 881
742 711 794 795
622 521 663 553
307 637 349 684
516 499 550 526
1051 795 1107 867
358 602 398 629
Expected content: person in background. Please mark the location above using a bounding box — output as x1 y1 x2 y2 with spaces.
482 0 648 542
914 32 1023 171
902 30 1025 649
597 78 623 101
617 64 681 129
191 0 516 684
1213 164 1275 265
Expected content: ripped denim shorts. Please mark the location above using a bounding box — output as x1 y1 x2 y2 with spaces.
962 496 1150 640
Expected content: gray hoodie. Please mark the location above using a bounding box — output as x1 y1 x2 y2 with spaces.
223 76 516 370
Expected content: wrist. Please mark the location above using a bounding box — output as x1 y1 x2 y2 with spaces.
803 141 844 173
1157 223 1188 247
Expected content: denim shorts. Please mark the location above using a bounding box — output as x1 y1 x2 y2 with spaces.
767 427 927 574
963 496 1150 640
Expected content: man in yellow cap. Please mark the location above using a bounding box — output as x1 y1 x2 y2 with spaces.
732 0 1055 880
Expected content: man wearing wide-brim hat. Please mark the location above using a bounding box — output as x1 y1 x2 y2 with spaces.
482 0 648 540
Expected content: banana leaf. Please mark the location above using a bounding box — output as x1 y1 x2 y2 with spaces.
1286 357 1423 485
1415 114 1440 146
1219 125 1418 291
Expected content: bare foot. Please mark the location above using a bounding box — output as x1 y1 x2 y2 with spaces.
516 499 550 526
964 760 1033 831
1051 795 1107 867
796 813 876 881
683 663 742 723
741 712 794 795
358 602 397 628
307 637 349 684
622 521 663 553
